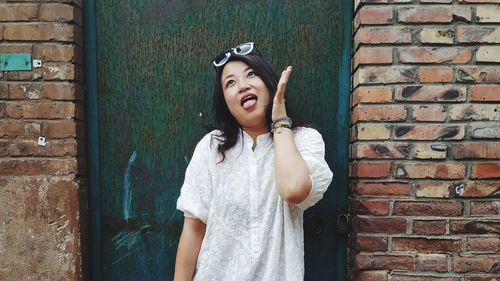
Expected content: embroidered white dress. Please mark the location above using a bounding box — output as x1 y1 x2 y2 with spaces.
176 127 333 281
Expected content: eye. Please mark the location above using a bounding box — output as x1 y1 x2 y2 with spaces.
247 70 255 78
225 79 235 88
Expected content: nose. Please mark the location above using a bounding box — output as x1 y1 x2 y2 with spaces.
238 79 251 93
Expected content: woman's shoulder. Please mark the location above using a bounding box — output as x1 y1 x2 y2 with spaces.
293 126 322 139
196 130 224 150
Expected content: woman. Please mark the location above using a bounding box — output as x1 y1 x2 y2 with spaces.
174 42 333 281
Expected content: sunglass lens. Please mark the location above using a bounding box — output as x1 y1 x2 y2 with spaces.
235 43 253 55
213 52 229 66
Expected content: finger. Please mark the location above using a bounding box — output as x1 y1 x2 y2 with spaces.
275 66 292 102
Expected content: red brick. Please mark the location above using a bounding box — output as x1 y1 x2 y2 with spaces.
20 102 75 119
354 27 412 48
413 144 447 160
464 277 500 281
42 82 77 100
394 201 462 216
354 47 393 69
46 121 77 138
356 6 393 26
416 182 451 198
352 200 389 216
470 201 500 216
355 255 413 270
459 0 500 2
352 143 409 159
354 67 416 87
390 276 459 281
352 87 392 105
460 182 499 197
450 104 500 121
456 66 500 83
352 105 406 123
393 238 461 253
0 139 77 157
3 23 74 41
356 236 388 252
471 85 500 102
467 237 500 252
471 163 500 179
34 44 75 62
4 68 43 81
419 67 454 83
457 27 500 43
42 63 75 80
354 270 389 281
452 143 500 159
415 254 448 272
40 4 78 24
413 220 446 235
0 120 25 137
450 220 500 234
412 105 446 122
353 182 411 197
395 163 466 179
0 43 32 53
351 162 391 178
398 6 471 23
0 159 77 176
0 4 38 21
394 124 465 140
354 217 407 234
453 256 500 273
394 85 466 102
399 47 471 64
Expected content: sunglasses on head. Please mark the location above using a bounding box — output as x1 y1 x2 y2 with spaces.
212 42 261 70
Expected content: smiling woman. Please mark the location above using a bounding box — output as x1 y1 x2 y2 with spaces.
174 43 333 281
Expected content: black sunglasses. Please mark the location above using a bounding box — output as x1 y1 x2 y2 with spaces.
212 42 261 70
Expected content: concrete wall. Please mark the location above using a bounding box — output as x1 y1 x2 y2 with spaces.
350 0 499 280
0 0 86 280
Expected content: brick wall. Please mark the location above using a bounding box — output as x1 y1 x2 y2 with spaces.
0 1 86 280
350 0 500 280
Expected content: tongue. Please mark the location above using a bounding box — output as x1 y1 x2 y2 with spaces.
242 99 256 110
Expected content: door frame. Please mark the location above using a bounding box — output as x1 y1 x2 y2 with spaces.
84 1 353 280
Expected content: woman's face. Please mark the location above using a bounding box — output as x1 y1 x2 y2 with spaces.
221 60 270 132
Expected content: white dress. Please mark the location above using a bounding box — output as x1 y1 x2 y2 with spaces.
176 127 333 281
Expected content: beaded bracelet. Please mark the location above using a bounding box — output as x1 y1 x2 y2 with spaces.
271 116 292 133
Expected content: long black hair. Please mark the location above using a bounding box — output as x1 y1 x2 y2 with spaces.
211 53 300 162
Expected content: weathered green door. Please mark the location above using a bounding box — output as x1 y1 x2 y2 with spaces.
92 1 351 280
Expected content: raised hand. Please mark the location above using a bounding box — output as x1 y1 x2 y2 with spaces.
272 66 292 121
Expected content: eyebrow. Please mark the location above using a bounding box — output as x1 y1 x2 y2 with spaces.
222 66 252 82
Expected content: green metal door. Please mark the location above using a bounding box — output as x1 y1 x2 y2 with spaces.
90 1 351 280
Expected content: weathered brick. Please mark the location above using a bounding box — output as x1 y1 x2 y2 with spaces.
460 182 499 197
398 6 471 23
3 68 43 81
394 124 465 140
476 6 500 23
354 27 412 48
0 4 38 22
453 256 500 273
476 46 500 63
356 124 392 140
355 255 413 270
394 201 463 216
420 0 453 2
452 143 500 159
356 236 388 252
351 162 391 178
354 67 417 87
0 139 77 157
457 67 500 83
419 28 454 44
415 254 448 272
352 105 406 123
399 47 471 64
459 0 500 2
19 102 75 119
450 220 500 234
413 220 447 235
470 123 500 139
467 237 500 252
354 217 407 234
352 143 409 159
470 201 500 216
354 47 393 69
354 270 389 281
3 82 42 100
0 43 32 53
3 23 74 41
419 66 454 83
0 120 25 137
457 27 500 43
471 85 500 102
413 143 447 159
471 163 500 179
42 82 77 100
412 105 446 122
390 276 459 281
0 159 77 175
355 6 393 28
33 44 75 63
393 238 461 253
416 182 451 198
395 163 466 179
464 277 500 281
352 200 390 216
40 4 77 23
42 63 75 80
352 86 392 105
450 104 499 121
353 182 411 197
394 85 466 102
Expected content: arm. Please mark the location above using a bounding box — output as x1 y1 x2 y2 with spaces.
174 217 206 281
272 66 312 204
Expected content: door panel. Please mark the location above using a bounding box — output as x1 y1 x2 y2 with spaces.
96 1 349 280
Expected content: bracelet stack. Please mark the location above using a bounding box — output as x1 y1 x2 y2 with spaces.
271 116 292 133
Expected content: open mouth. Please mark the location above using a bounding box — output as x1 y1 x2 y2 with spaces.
241 94 257 110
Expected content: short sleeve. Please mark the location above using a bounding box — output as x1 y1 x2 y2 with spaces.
293 127 333 211
176 133 214 223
